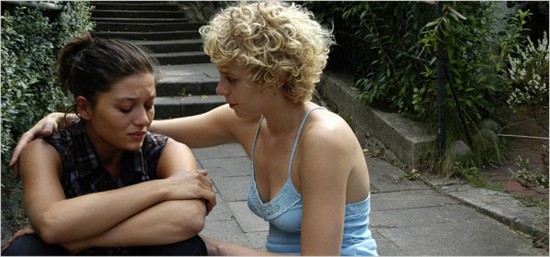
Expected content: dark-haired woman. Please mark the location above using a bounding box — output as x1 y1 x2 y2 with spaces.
2 33 215 255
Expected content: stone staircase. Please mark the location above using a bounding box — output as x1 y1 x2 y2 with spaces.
90 1 225 119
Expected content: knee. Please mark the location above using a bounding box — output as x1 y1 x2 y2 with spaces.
157 236 207 256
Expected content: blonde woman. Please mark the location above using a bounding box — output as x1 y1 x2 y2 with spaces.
10 2 377 255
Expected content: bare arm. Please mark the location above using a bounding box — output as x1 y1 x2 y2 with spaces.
150 104 257 148
10 105 257 174
20 139 214 245
64 139 215 252
299 123 353 255
9 112 76 176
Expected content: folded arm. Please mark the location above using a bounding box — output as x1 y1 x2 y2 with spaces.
20 138 214 247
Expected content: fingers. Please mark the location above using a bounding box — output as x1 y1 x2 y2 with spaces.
196 169 208 176
9 132 35 178
203 189 217 215
42 118 58 137
188 170 217 213
9 116 59 177
9 132 33 167
193 171 216 213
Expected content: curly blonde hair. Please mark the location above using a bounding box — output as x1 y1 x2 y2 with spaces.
199 1 334 103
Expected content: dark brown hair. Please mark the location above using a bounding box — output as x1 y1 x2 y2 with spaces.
55 33 159 106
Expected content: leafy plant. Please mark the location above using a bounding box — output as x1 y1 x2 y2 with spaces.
1 2 94 239
1 2 94 168
418 3 530 125
506 31 549 129
508 144 549 189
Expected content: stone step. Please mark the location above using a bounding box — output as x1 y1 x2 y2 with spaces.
152 51 209 65
92 2 177 11
154 95 226 119
92 30 200 41
94 22 203 32
156 81 217 97
91 10 185 19
89 1 219 117
157 63 219 97
157 78 217 97
91 17 189 23
133 39 202 53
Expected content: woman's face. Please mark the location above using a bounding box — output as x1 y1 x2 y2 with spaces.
84 73 156 153
215 63 268 118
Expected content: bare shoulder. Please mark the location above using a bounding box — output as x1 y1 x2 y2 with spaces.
305 109 357 147
20 138 59 160
19 138 62 177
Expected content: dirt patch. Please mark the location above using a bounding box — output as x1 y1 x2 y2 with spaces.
481 110 549 209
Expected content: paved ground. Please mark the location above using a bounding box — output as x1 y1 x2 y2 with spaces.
160 64 548 255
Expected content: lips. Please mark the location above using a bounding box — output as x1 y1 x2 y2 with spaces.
128 131 146 140
129 131 146 136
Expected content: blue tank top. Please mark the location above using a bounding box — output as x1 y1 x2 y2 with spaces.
247 107 378 256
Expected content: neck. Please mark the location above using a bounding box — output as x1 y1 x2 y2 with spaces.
85 125 124 177
261 101 313 136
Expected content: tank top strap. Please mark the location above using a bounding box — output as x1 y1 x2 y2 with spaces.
251 115 265 167
287 107 325 177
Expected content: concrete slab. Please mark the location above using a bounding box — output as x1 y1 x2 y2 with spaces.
213 175 251 202
441 183 549 244
205 193 232 222
368 159 428 193
377 218 544 256
372 204 484 228
201 219 252 248
245 232 268 251
372 189 459 211
192 143 248 160
226 201 269 233
197 156 251 178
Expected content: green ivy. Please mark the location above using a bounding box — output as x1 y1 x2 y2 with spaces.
1 2 94 175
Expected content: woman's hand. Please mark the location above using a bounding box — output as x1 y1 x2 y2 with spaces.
9 112 75 177
162 170 216 214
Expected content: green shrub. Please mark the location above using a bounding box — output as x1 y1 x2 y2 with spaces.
1 2 94 238
305 2 536 174
418 3 530 125
506 31 549 118
1 2 94 170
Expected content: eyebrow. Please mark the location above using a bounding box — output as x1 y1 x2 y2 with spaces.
116 94 156 102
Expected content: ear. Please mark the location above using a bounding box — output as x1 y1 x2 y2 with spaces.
75 96 92 120
275 74 288 89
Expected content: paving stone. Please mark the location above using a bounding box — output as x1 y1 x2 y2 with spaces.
226 201 269 233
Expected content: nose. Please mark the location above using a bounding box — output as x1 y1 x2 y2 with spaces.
134 106 152 126
216 79 229 96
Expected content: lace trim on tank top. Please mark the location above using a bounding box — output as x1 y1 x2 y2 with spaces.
248 107 325 221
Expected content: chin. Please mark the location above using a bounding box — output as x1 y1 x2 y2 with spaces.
233 109 260 120
124 142 144 152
